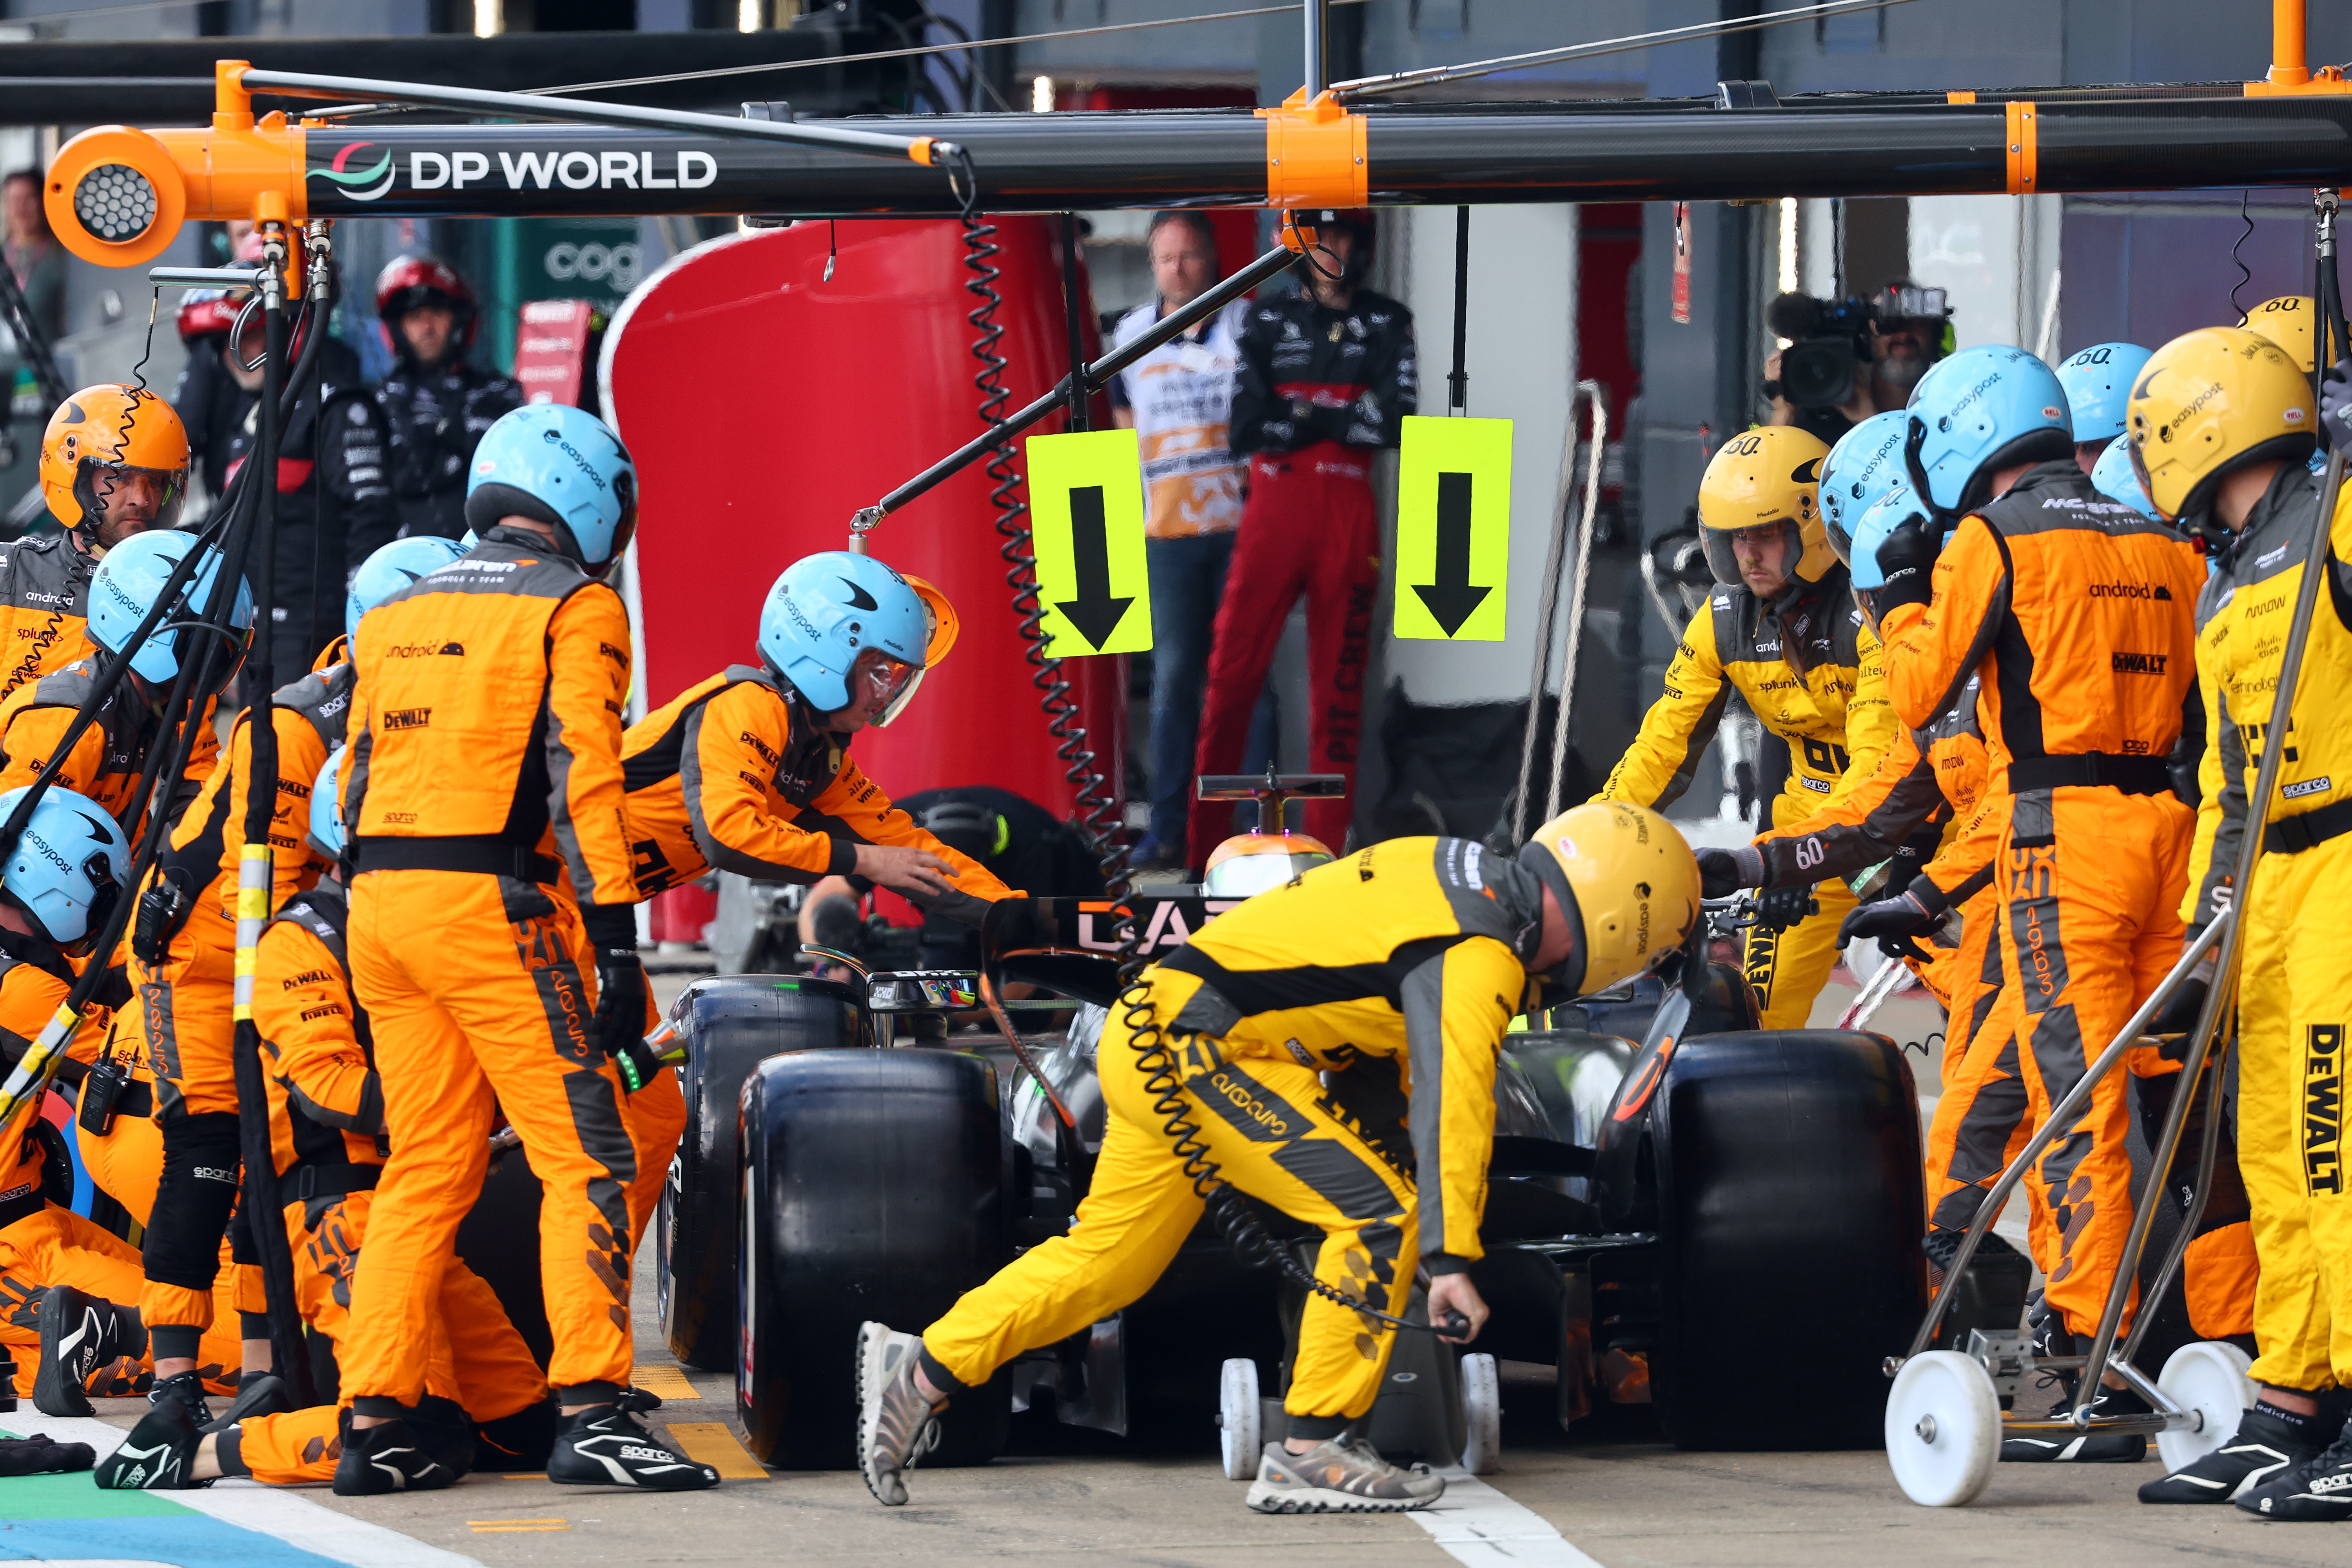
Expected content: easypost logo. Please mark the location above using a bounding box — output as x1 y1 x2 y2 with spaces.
309 142 396 203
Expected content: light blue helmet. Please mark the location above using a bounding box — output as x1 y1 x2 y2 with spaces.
88 529 254 686
2090 434 2164 524
2054 342 2154 448
1819 410 1911 565
0 784 129 948
1846 482 1937 594
1903 345 2076 517
757 552 939 722
307 747 345 862
463 404 637 568
346 535 467 650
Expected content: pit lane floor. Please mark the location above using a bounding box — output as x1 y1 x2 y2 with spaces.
24 973 2346 1567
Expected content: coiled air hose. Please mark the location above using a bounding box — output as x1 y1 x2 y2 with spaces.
942 180 1455 1337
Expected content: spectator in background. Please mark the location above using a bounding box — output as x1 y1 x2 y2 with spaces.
173 233 392 688
373 256 520 540
2 170 65 344
1184 210 1416 869
1764 281 1952 446
1110 212 1250 871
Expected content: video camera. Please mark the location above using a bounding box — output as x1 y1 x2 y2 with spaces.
1763 285 1951 410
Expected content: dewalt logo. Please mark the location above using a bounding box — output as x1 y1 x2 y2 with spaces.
2111 652 2169 675
2308 1024 2342 1196
382 708 432 730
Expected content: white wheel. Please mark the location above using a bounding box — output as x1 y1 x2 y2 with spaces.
1885 1351 1999 1507
1459 1352 1502 1475
1218 1358 1261 1481
2155 1340 2256 1474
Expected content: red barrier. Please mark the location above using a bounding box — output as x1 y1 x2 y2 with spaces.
603 218 1125 821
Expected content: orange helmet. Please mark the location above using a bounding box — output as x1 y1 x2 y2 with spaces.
1202 831 1337 898
40 385 189 541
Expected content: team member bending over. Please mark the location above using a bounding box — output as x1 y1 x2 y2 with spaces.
95 755 552 1491
857 803 1699 1515
1874 345 2203 1463
2127 328 2352 1517
1600 425 1893 1027
334 404 716 1494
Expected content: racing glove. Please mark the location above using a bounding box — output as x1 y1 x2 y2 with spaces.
2324 357 2352 453
1696 845 1764 900
1754 884 1817 932
1873 514 1942 615
1837 887 1935 962
2145 934 2219 1057
592 948 659 1092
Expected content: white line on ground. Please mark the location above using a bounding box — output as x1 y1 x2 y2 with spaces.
1407 1468 1605 1567
25 1415 486 1568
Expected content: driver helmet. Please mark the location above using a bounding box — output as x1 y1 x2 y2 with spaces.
1202 831 1337 898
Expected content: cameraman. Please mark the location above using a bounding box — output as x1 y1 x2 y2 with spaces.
1764 282 1951 445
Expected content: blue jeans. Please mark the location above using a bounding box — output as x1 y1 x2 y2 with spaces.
1147 532 1253 848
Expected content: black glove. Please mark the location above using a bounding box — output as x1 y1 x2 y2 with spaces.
592 949 657 1091
2324 356 2352 454
2146 975 2211 1056
1696 845 1764 900
1754 884 1818 932
1873 513 1942 614
1837 887 1934 961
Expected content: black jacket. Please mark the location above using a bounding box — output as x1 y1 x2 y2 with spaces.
1229 285 1417 457
175 337 394 690
375 361 524 542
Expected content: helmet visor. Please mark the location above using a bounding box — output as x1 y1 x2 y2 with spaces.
2125 437 2174 523
857 650 925 728
1700 518 1800 593
78 461 187 536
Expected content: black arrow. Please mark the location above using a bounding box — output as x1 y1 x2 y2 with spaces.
1053 485 1134 650
1411 470 1492 636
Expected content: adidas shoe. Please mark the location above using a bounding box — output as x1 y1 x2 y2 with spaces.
856 1321 941 1506
1244 1436 1446 1514
2141 1406 2325 1503
201 1372 291 1435
34 1286 140 1418
2238 1427 2352 1521
145 1369 213 1429
93 1396 205 1490
332 1411 457 1495
547 1404 719 1490
2002 1320 2146 1463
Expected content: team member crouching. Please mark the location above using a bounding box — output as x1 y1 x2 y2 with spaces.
599 550 1008 976
335 404 715 1494
2127 329 2352 1516
1598 426 1894 1028
97 754 552 1491
0 786 237 1417
858 804 1700 1514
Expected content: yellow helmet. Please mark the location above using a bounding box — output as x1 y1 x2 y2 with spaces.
2125 327 2315 526
40 384 189 544
1516 801 1701 996
1696 425 1835 592
2236 295 2317 374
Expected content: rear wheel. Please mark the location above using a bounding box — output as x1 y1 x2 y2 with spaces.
661 975 858 1369
1650 1029 1926 1450
737 1048 1011 1469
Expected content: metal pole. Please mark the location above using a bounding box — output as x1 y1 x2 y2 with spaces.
1543 389 1608 822
1302 0 1328 97
853 240 1294 534
1059 212 1089 434
238 65 946 163
1448 207 1470 414
1510 389 1587 845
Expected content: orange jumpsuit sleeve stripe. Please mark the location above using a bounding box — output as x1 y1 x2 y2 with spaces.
1881 517 2009 734
680 682 853 882
543 587 637 907
1599 604 1732 810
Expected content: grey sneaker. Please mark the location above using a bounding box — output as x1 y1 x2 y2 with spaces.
856 1321 941 1506
1245 1436 1446 1514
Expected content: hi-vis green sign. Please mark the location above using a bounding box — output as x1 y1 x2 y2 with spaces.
1028 429 1153 657
1394 416 1512 641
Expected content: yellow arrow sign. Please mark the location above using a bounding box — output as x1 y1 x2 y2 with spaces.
1394 415 1512 641
1028 428 1154 657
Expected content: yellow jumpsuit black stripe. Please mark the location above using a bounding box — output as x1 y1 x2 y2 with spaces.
921 837 1539 1425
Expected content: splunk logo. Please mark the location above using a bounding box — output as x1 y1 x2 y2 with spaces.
308 143 396 202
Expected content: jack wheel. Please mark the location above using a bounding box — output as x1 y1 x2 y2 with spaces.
2154 1340 2255 1474
1218 1358 1261 1481
1885 1350 1998 1507
1459 1352 1501 1475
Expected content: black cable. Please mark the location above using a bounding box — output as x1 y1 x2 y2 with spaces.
2229 189 2255 323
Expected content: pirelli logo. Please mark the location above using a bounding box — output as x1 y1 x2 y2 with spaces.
382 707 432 731
2310 1024 2343 1196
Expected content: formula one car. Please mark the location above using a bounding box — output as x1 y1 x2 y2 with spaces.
654 873 1929 1470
